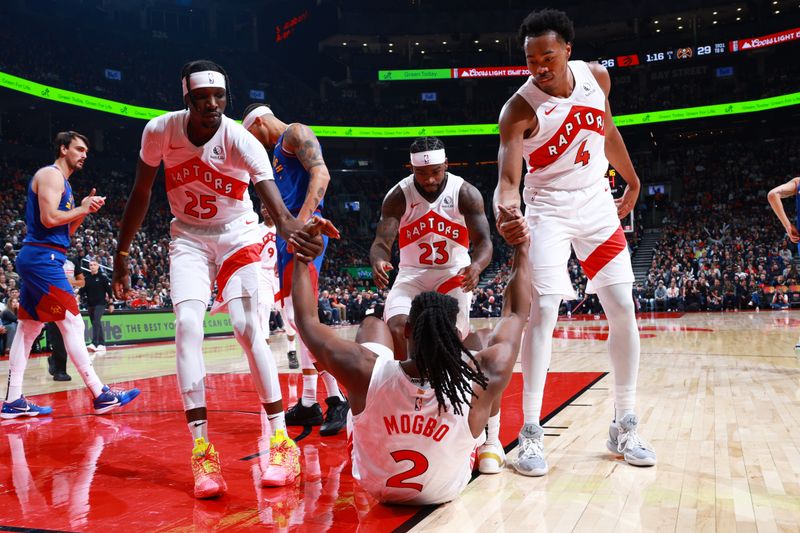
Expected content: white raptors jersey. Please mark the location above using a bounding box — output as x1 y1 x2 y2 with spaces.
394 174 471 270
517 60 608 193
258 223 278 299
350 352 478 505
139 110 273 226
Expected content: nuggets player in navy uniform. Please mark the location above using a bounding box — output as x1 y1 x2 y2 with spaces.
243 104 349 436
2 131 140 419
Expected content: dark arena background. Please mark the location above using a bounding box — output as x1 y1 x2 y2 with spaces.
0 1 799 531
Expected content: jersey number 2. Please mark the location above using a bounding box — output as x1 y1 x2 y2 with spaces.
386 450 429 492
419 241 449 266
574 139 591 167
184 191 218 219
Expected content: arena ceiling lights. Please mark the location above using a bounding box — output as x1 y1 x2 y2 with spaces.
1 70 798 138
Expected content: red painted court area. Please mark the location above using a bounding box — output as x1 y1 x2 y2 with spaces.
0 371 603 532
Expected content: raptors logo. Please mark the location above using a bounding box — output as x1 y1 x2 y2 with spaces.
676 47 693 59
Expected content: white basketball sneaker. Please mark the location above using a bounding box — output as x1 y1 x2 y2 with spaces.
606 414 657 467
477 441 506 474
513 423 548 476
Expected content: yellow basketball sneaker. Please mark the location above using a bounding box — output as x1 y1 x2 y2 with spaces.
260 429 301 487
191 437 228 499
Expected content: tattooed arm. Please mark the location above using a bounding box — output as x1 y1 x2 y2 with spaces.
282 123 331 222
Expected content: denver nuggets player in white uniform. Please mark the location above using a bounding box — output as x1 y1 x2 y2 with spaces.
113 61 323 499
291 212 529 505
370 137 492 361
494 9 656 476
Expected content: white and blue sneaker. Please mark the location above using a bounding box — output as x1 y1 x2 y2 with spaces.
1 396 54 419
93 386 141 415
607 414 657 467
513 423 549 476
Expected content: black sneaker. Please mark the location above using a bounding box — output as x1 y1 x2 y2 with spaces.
47 356 56 377
53 372 72 382
285 400 323 426
320 396 350 436
286 350 299 370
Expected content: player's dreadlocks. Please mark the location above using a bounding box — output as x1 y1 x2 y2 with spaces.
180 59 233 110
408 291 488 415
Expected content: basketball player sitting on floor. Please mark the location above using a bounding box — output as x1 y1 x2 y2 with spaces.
290 209 529 505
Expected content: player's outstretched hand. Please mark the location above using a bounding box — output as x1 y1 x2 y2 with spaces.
112 257 133 300
371 260 393 289
496 205 528 246
289 216 340 263
81 188 106 214
615 184 639 219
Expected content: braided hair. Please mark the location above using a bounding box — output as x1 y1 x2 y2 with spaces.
180 59 233 110
408 291 488 415
409 136 445 154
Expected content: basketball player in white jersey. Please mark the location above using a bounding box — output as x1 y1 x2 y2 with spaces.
256 204 299 368
292 211 529 504
494 9 656 475
112 60 327 498
370 136 493 359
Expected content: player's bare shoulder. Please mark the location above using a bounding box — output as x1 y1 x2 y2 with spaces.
586 61 611 95
382 180 407 218
499 92 538 139
32 166 65 194
457 180 485 214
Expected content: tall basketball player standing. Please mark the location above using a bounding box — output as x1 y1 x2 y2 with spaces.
493 9 656 476
113 61 326 498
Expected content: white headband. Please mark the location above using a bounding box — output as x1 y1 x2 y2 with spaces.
242 105 274 130
182 70 226 96
410 149 446 167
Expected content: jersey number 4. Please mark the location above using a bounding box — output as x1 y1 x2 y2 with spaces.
419 241 449 266
184 191 218 219
574 139 591 167
386 450 429 492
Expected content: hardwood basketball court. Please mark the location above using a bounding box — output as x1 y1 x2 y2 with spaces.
1 309 798 531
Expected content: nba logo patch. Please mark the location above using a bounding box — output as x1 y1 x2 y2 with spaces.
414 397 423 411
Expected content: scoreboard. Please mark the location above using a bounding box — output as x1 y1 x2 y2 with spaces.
599 42 727 69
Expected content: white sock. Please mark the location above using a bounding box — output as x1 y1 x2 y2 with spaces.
320 371 344 401
302 374 318 407
486 411 501 446
521 293 561 425
595 283 639 422
268 412 287 435
189 420 209 443
288 336 297 352
5 319 43 401
57 312 104 397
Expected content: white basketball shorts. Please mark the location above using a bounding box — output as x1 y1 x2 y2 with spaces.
384 266 472 339
169 213 264 314
523 178 634 300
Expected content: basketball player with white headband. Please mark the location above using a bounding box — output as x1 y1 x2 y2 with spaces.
370 137 507 474
242 103 350 439
113 60 335 499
